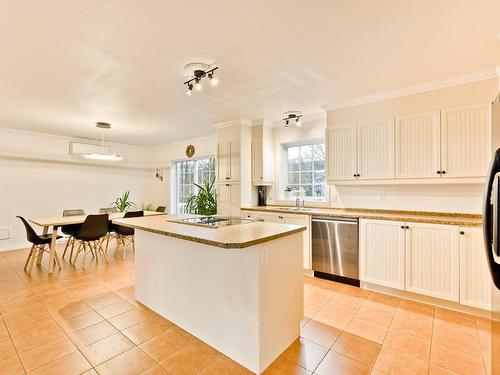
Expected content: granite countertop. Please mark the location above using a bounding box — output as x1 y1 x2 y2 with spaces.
112 215 306 249
241 206 483 227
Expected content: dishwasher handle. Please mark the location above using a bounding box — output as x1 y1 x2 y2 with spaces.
312 217 358 224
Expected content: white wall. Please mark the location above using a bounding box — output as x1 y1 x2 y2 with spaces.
0 128 159 250
268 114 327 205
149 135 218 213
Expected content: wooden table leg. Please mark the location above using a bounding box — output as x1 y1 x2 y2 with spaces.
48 227 58 273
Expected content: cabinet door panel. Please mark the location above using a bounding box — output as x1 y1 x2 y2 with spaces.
359 219 405 289
229 139 241 181
217 141 230 180
251 140 263 184
405 223 459 302
357 119 395 180
326 125 357 181
229 183 240 217
216 183 230 216
395 112 440 178
459 228 491 309
441 104 490 178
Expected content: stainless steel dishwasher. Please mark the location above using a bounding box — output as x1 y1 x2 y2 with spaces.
311 216 359 286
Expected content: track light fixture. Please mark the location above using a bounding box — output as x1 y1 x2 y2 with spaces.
184 64 219 96
282 111 303 128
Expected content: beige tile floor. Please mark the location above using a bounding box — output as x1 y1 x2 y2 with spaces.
0 244 492 374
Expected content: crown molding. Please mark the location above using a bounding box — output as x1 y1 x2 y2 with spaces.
322 66 500 111
212 118 252 129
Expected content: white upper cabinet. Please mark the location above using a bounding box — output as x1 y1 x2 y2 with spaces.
251 139 263 183
459 227 492 310
395 112 441 179
405 222 460 302
326 124 357 181
441 104 490 178
357 119 395 180
217 138 240 182
251 125 275 185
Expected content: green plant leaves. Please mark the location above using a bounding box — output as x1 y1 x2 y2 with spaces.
110 190 136 212
185 178 216 215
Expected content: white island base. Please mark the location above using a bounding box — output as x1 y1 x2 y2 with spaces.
134 230 304 374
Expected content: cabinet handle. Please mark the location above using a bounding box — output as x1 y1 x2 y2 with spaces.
353 174 357 177
278 216 284 219
225 177 230 180
436 171 442 174
401 225 405 229
405 226 410 229
459 230 465 235
226 184 230 187
441 171 446 175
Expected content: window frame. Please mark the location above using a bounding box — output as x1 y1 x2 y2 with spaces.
278 139 327 203
172 156 216 214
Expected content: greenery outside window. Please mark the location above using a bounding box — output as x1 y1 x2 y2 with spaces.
174 157 215 213
282 142 326 200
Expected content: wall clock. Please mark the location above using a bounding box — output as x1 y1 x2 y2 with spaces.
186 144 195 158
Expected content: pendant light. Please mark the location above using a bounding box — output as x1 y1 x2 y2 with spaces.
83 122 123 161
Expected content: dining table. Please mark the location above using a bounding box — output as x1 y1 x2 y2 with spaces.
29 210 166 273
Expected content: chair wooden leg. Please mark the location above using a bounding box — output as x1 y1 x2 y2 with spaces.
93 242 99 264
36 245 43 265
69 238 76 264
28 246 40 273
82 242 88 270
53 246 62 269
24 244 35 270
131 236 136 254
114 236 121 257
62 237 71 259
105 234 111 253
98 241 109 263
72 241 82 265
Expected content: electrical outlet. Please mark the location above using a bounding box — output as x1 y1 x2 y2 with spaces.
0 227 11 240
260 247 269 263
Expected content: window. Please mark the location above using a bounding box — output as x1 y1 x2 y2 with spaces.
285 143 325 199
174 157 215 213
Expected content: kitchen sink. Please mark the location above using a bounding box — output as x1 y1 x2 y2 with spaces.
273 207 314 212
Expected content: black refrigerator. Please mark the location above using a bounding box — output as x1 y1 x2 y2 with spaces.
483 94 500 374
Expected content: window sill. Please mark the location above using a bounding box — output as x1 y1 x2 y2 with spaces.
275 199 329 207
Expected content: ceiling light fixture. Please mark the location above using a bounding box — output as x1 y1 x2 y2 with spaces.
282 111 303 128
184 63 219 95
82 122 123 161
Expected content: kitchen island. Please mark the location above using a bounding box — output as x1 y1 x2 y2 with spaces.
112 215 306 374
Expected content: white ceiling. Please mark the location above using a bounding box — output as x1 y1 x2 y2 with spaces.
0 0 499 146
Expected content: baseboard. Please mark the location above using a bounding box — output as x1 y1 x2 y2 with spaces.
0 241 30 252
0 237 69 252
361 281 491 318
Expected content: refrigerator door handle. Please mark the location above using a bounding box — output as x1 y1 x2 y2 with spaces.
483 148 500 290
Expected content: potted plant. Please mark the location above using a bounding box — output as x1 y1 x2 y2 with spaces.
185 179 217 215
140 202 155 211
111 191 136 212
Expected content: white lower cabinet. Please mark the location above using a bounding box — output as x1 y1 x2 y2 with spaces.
241 210 311 270
405 223 459 302
360 219 490 309
459 227 491 310
359 219 405 290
